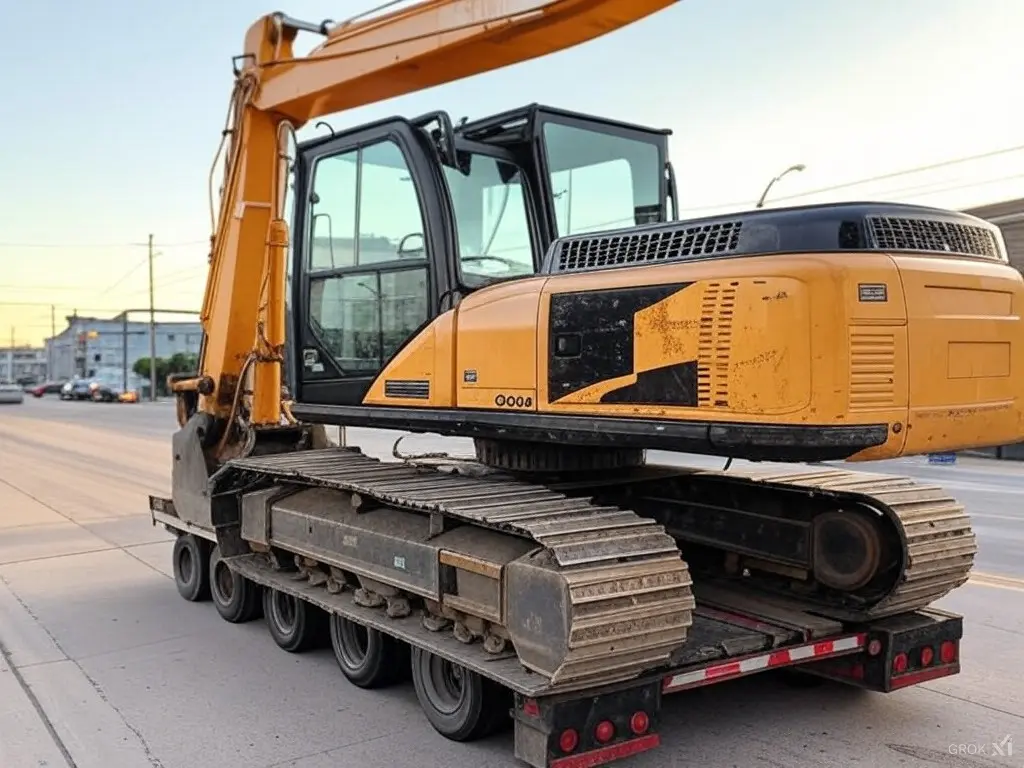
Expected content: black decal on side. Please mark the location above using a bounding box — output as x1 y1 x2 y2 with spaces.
600 361 698 406
548 283 690 401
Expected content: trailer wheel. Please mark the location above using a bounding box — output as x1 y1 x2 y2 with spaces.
172 534 210 602
209 545 262 623
329 614 408 688
410 647 509 742
263 588 326 653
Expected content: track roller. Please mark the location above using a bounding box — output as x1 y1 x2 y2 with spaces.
263 587 328 652
172 534 210 602
209 545 263 623
410 646 510 742
329 614 409 688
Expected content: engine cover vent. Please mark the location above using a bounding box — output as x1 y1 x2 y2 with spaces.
866 216 1000 259
554 221 743 272
540 202 1008 275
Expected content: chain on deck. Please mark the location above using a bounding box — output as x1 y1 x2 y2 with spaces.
222 447 696 687
696 466 977 618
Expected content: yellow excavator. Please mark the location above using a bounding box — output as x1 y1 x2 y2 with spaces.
151 2 1024 765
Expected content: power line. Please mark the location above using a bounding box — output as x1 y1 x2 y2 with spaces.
98 255 153 296
0 239 207 249
678 144 1024 213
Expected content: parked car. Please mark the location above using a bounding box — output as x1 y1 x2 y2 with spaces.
88 377 139 403
0 382 25 405
30 381 66 397
60 378 93 400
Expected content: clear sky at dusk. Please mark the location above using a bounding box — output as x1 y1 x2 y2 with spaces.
2 0 1023 345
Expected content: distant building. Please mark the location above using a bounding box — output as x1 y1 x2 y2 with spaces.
957 198 1024 459
962 197 1024 270
0 346 47 384
46 313 202 390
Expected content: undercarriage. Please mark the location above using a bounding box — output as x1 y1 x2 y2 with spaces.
175 425 974 695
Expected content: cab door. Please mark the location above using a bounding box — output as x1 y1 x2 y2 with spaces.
291 120 452 407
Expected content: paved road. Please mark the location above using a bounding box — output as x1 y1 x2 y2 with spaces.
2 397 1024 768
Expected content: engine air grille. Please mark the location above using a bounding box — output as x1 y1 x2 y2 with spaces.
697 283 735 408
554 221 743 273
849 332 896 411
867 216 1000 259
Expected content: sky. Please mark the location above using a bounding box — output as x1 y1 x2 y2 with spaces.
2 0 1023 347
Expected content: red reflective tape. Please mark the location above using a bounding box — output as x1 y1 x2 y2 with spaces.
768 650 791 666
550 733 661 768
662 632 866 693
706 661 741 679
890 664 958 689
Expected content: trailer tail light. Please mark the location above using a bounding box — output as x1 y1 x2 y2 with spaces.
522 698 539 717
595 720 615 743
867 638 882 656
558 728 579 754
940 640 957 664
630 711 650 735
920 646 934 666
892 652 908 674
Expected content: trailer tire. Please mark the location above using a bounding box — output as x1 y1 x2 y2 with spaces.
209 545 262 623
263 588 326 653
172 534 210 602
329 614 408 688
410 647 509 742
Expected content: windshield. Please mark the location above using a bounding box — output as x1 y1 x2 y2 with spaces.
543 122 662 236
442 154 536 286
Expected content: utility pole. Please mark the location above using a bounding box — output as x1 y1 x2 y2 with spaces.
49 304 55 380
5 327 12 383
148 233 157 401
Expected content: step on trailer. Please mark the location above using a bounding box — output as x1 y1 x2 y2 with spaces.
150 466 963 768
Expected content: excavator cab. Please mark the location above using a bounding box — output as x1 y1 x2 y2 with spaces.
289 104 676 408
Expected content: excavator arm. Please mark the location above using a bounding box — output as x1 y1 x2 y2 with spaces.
182 0 679 457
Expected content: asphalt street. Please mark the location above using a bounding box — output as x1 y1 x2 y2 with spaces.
2 396 1024 768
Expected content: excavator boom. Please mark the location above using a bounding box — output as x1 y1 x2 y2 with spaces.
257 1 678 121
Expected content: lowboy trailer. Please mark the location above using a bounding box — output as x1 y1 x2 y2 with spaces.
149 451 963 768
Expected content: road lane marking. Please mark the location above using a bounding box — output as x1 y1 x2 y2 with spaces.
968 571 1024 593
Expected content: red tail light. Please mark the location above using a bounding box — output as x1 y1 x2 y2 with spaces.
920 646 934 666
892 652 908 674
630 711 649 735
940 640 957 664
595 720 615 743
559 729 579 753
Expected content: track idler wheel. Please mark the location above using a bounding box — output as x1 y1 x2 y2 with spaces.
811 510 884 592
410 647 510 741
329 614 409 688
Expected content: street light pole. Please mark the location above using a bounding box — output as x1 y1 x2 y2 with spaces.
756 164 806 208
148 233 157 401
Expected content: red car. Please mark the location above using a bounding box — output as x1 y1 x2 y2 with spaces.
31 381 66 397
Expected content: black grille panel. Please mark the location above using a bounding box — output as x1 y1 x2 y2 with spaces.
867 216 1000 259
554 221 743 273
538 203 1006 275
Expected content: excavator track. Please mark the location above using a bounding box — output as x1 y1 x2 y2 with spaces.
216 446 696 690
214 447 974 690
715 466 977 619
587 464 977 622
